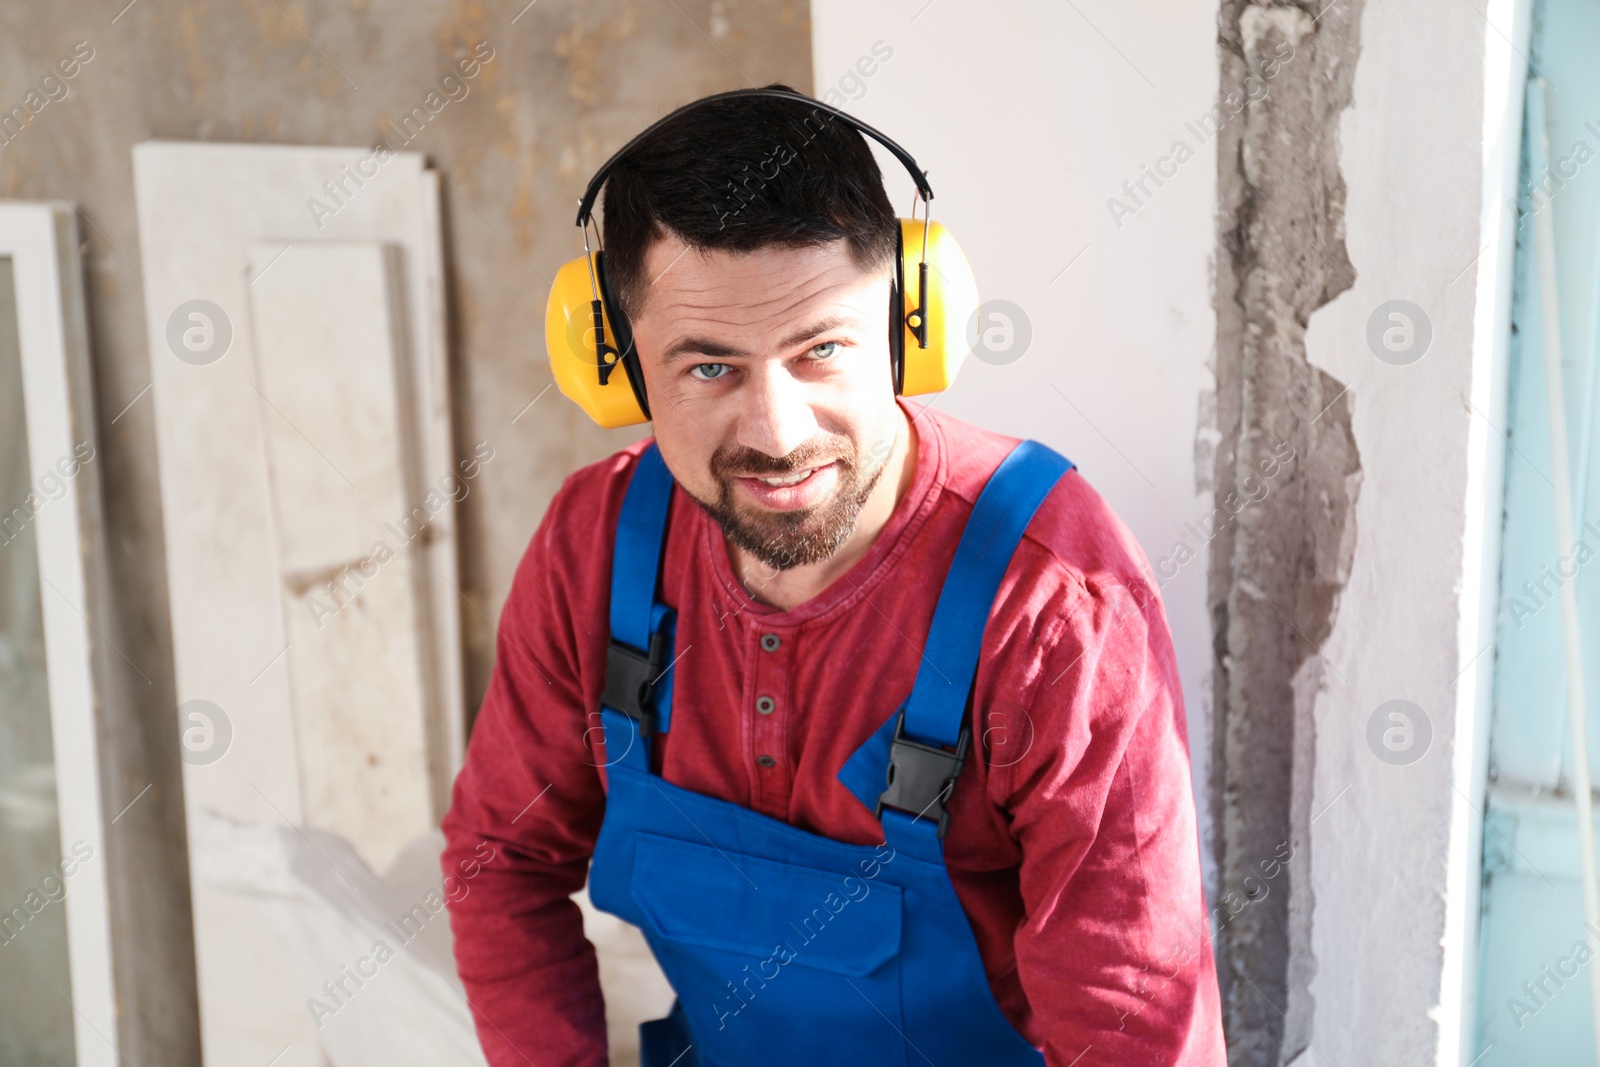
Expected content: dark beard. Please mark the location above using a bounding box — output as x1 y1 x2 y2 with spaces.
691 433 890 572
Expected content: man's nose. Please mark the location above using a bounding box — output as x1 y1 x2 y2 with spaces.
736 364 819 461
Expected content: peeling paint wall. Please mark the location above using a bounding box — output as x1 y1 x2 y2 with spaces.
1212 0 1513 1061
0 2 810 1061
1210 2 1365 1063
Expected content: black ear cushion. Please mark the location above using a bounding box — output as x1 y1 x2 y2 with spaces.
889 225 906 395
594 251 652 420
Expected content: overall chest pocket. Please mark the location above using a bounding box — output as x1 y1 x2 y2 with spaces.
629 832 909 1067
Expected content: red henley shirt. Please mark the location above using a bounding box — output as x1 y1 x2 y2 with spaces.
441 399 1227 1066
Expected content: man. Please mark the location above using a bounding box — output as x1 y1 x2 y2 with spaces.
441 87 1225 1066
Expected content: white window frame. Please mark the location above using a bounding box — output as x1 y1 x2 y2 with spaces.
1 200 121 1067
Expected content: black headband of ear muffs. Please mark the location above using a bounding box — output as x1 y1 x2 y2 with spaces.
576 88 933 229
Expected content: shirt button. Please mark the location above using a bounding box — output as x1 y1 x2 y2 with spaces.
761 633 782 652
756 695 776 715
757 754 777 768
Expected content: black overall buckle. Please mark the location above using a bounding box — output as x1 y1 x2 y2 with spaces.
874 708 972 839
601 630 668 735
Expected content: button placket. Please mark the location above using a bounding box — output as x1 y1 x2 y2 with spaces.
749 628 791 816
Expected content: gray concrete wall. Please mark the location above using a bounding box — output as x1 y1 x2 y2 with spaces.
0 2 811 1062
1210 2 1364 1063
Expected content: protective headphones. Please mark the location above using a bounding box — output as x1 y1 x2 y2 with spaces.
545 87 980 428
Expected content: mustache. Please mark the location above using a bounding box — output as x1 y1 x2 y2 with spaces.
711 436 853 478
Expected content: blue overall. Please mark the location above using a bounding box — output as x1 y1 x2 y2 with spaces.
587 440 1074 1067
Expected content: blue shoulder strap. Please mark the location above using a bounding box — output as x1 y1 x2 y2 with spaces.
836 440 1075 838
601 444 680 764
609 443 674 652
904 439 1075 747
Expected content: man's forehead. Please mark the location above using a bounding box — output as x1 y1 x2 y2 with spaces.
635 235 887 326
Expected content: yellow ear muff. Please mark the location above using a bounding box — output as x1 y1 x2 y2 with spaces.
897 218 980 397
545 253 651 429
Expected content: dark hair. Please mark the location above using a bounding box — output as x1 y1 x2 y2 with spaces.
599 84 898 319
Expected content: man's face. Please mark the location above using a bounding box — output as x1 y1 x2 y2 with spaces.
629 233 902 572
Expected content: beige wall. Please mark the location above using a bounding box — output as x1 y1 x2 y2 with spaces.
0 2 811 1061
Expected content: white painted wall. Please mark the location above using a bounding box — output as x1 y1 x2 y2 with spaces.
811 0 1223 893
816 2 1521 1064
1308 1 1521 1064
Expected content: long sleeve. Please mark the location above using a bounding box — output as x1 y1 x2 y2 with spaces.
1001 572 1226 1066
440 481 612 1067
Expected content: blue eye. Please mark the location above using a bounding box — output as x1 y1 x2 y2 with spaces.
690 363 730 380
811 341 840 359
